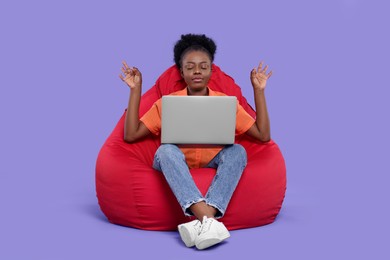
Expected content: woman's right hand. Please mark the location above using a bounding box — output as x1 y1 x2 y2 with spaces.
119 61 142 90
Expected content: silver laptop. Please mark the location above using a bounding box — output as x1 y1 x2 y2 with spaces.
161 96 237 144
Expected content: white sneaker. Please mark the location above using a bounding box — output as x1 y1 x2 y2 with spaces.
178 219 202 247
195 216 230 250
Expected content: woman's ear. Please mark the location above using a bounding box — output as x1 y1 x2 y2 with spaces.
180 68 184 77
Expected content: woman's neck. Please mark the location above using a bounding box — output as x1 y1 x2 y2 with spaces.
187 87 209 96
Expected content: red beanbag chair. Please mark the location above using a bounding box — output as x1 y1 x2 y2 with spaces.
95 64 286 230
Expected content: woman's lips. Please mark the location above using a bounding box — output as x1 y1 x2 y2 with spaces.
192 77 203 83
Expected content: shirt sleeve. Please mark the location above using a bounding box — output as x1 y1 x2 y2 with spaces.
140 99 162 136
235 102 255 135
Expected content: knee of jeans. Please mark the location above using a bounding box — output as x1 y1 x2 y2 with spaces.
230 144 247 164
155 144 182 161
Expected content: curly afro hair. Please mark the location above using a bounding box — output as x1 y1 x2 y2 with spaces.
174 34 217 69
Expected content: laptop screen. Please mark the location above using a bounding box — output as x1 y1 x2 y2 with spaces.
161 96 237 145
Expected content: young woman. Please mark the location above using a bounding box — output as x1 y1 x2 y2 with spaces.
119 34 272 250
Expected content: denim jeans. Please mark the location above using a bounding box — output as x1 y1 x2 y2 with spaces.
153 144 247 218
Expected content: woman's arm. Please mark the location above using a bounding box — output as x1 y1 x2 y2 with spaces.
245 61 273 142
119 61 151 143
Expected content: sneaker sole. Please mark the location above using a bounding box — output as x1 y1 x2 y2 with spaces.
178 226 195 247
196 232 230 250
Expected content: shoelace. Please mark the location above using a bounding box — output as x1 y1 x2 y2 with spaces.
199 216 213 235
193 220 202 234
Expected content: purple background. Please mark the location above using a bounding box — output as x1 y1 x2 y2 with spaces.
1 0 389 259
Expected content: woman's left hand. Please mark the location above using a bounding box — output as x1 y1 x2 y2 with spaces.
250 61 273 90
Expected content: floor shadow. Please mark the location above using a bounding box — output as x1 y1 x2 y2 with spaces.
83 203 108 223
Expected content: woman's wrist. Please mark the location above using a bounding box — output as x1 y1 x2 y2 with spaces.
130 85 142 94
253 87 265 94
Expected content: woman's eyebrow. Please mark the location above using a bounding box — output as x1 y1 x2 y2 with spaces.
185 61 209 64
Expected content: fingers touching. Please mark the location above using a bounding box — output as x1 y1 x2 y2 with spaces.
119 61 140 81
254 61 272 79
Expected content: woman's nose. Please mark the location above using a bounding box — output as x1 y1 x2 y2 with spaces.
194 66 201 74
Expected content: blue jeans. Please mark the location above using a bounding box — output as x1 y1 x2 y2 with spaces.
153 144 247 218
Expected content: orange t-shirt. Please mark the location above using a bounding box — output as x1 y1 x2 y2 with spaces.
140 88 255 169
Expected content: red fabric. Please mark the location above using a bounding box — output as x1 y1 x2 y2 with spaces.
95 64 286 230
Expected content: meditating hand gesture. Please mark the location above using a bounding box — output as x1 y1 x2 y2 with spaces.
250 61 273 90
119 61 142 90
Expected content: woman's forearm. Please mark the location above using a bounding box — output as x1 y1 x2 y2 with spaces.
253 88 271 142
124 87 142 142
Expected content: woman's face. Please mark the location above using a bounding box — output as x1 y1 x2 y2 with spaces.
180 50 212 96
